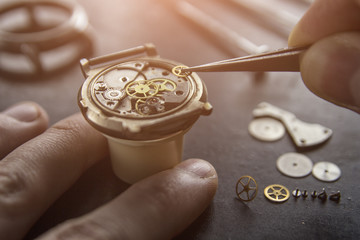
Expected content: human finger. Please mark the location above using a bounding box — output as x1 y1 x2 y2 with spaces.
0 113 108 240
288 0 360 112
0 102 49 159
298 32 360 112
38 158 218 240
288 0 360 46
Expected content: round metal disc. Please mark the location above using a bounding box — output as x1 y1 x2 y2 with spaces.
276 152 313 178
312 161 341 182
248 117 285 142
264 184 290 203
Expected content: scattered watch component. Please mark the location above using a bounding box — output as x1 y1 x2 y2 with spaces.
78 44 212 183
311 190 317 198
172 65 190 77
302 190 308 198
276 152 313 178
235 175 258 202
248 117 285 142
318 189 327 201
252 102 333 148
329 191 341 202
0 0 93 79
292 189 301 198
312 161 341 182
264 184 290 203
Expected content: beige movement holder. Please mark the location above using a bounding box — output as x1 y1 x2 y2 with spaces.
105 130 186 183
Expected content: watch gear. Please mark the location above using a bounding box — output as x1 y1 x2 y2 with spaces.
235 176 258 202
264 184 290 203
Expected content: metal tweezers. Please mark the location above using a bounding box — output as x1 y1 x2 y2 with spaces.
181 46 309 73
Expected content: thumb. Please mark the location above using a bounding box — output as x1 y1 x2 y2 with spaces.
299 32 360 113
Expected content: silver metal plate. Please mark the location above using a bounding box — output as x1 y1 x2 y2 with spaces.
248 117 285 142
276 152 313 178
252 102 332 147
312 161 341 182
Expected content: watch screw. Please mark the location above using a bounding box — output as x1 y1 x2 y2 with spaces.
329 191 341 202
292 188 301 198
302 190 308 198
318 189 327 201
311 191 317 198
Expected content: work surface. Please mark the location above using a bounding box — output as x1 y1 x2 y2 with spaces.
1 0 359 239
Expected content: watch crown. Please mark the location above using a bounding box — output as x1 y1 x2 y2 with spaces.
203 102 213 115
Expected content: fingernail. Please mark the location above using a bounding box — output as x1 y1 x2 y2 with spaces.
179 159 217 179
3 102 40 122
288 23 302 47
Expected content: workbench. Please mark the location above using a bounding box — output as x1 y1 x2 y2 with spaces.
1 0 359 239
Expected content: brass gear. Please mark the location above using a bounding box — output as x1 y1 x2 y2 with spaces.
264 184 290 203
235 176 258 202
125 80 159 99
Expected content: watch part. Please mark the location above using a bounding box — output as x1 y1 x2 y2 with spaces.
78 44 212 183
252 102 332 147
248 117 285 142
312 161 341 182
311 191 317 198
276 152 313 178
91 62 190 118
302 190 308 198
172 65 190 77
317 188 327 201
264 184 290 203
292 189 301 198
329 191 341 202
235 175 258 202
79 45 212 140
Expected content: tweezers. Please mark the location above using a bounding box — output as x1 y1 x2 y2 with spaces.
181 46 309 73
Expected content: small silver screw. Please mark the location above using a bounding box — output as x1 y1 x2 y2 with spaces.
329 191 341 202
292 189 301 198
302 190 308 198
318 189 327 201
311 191 317 198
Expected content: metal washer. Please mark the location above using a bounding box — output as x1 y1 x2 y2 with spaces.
312 161 341 182
276 152 313 178
248 117 285 142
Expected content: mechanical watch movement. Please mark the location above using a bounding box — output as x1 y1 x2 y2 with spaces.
78 44 212 183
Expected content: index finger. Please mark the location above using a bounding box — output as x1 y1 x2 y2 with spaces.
289 0 360 46
0 113 108 240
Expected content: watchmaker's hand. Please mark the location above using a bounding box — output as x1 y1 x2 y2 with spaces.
289 0 360 113
0 102 218 240
0 102 49 159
